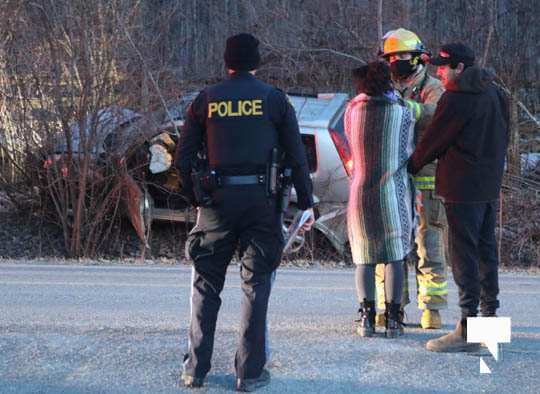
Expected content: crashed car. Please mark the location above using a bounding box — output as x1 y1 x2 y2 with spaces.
41 103 194 246
43 91 352 257
288 93 351 255
155 92 352 256
154 92 352 256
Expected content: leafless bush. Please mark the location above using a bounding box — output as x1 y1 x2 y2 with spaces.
0 1 158 257
499 167 540 267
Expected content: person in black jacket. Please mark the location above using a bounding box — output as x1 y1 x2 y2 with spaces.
175 33 314 390
408 43 509 353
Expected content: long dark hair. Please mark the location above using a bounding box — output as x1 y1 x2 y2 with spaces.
352 65 368 94
352 61 392 97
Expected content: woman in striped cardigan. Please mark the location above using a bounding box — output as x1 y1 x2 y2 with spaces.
346 61 416 338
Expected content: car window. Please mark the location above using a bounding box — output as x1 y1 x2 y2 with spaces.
301 134 317 173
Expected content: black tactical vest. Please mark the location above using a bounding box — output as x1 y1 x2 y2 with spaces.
203 72 279 174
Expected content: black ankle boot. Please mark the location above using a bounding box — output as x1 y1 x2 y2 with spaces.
356 299 376 337
385 302 404 338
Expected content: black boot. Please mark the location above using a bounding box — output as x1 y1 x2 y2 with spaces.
385 302 404 338
356 299 376 337
236 369 271 392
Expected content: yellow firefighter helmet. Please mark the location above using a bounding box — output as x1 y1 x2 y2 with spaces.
381 28 427 57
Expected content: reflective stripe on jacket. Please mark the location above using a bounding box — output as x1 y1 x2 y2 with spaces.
413 175 435 190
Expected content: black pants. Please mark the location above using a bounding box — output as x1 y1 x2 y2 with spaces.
444 201 500 318
183 185 283 380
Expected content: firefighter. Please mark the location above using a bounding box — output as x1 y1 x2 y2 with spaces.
375 28 448 330
175 33 314 391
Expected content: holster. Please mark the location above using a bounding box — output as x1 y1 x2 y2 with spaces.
266 147 280 197
277 168 293 224
191 160 215 207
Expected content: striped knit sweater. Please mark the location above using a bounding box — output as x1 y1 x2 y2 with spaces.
345 93 416 265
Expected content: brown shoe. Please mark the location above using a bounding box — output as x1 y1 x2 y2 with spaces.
426 319 480 353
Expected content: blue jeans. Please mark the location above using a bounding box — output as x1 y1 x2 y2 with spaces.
444 201 500 318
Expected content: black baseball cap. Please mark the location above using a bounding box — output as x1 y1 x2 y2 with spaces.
430 43 475 67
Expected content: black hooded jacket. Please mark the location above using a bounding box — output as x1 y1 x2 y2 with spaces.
408 66 510 202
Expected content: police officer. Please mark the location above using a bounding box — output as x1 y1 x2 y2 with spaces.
176 33 314 391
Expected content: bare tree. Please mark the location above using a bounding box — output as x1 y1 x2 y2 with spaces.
0 1 154 257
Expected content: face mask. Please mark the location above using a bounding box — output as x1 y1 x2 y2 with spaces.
390 60 416 78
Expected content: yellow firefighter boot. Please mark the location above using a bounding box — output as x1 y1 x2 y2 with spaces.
421 309 442 329
426 319 480 353
375 312 386 328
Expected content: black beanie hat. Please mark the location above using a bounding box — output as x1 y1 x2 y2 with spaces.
224 33 261 71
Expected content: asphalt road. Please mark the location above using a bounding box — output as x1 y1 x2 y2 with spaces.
1 262 539 393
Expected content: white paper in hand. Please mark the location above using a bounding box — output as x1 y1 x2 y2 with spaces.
283 210 313 254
